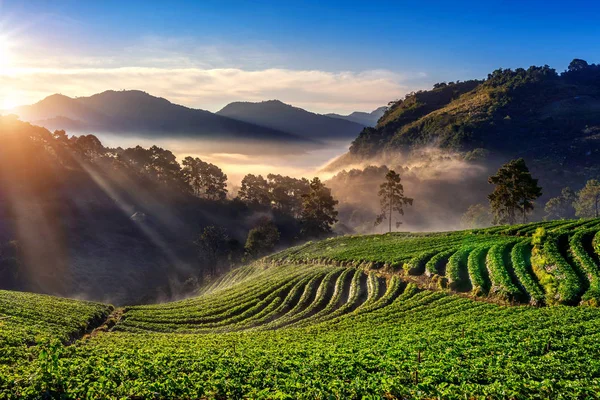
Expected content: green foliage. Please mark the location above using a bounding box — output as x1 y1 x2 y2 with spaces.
510 241 545 304
5 219 600 398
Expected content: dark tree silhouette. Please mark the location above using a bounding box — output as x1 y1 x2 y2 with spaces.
488 158 542 224
237 174 271 207
244 218 280 258
375 170 413 233
299 177 338 237
182 157 228 201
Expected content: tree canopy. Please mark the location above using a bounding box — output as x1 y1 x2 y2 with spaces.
488 158 542 224
299 178 339 238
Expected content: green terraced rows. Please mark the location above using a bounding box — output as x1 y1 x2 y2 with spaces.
4 218 600 398
266 217 600 306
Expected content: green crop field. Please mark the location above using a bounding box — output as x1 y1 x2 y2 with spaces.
3 218 600 398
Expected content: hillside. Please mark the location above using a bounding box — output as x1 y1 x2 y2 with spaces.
3 219 600 397
325 106 387 127
217 100 366 139
12 91 309 143
0 116 308 305
328 61 600 183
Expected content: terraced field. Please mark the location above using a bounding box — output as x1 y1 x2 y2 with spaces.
3 218 600 398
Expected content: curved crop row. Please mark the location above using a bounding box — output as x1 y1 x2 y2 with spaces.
485 242 522 301
541 234 583 304
467 246 490 295
570 229 600 304
510 241 545 304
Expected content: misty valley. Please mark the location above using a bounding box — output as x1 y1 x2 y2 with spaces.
3 2 600 397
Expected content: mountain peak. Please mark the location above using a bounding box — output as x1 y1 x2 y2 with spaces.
217 100 365 139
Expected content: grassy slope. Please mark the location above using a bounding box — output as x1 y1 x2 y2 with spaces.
3 219 600 398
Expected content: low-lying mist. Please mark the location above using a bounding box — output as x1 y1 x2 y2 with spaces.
323 148 493 233
97 133 495 233
96 132 352 184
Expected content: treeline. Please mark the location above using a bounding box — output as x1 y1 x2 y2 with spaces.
0 116 339 302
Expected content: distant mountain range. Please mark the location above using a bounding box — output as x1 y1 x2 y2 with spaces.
9 91 383 143
325 106 387 127
11 91 310 143
217 100 366 140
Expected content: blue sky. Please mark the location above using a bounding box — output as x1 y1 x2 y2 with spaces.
1 0 599 112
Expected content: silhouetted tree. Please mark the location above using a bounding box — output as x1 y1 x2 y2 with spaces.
182 157 228 201
237 174 271 207
544 187 576 220
574 179 600 218
121 145 184 188
568 59 589 73
299 177 338 237
244 218 280 258
267 174 310 217
194 226 237 277
488 158 542 224
375 170 413 233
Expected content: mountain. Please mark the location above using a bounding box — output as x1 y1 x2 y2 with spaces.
325 106 387 127
217 100 365 140
347 61 600 160
327 60 600 182
13 91 309 143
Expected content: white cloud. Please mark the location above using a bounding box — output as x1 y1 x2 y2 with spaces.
1 66 417 114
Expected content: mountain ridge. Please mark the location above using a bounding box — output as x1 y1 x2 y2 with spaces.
325 106 387 127
13 90 311 143
217 99 367 140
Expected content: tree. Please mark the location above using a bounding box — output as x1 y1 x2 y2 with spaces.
544 187 576 220
461 204 493 229
121 145 184 188
244 218 280 258
237 174 271 207
573 179 600 218
182 157 228 201
267 174 309 217
568 59 589 73
194 226 238 277
375 170 413 233
488 158 542 224
299 177 339 237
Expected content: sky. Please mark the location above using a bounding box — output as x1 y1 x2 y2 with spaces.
1 0 600 113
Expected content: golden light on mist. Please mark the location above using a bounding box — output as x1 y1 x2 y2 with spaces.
0 34 19 110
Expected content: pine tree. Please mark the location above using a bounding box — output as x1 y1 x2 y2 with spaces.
488 158 542 224
375 170 413 233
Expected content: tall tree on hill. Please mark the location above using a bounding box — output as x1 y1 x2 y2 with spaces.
375 170 413 233
299 177 338 238
488 158 542 224
573 179 600 218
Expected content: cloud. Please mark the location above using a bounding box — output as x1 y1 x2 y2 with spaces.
1 66 417 114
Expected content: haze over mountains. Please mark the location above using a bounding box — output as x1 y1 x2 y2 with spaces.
9 91 382 145
325 106 387 127
217 100 371 139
